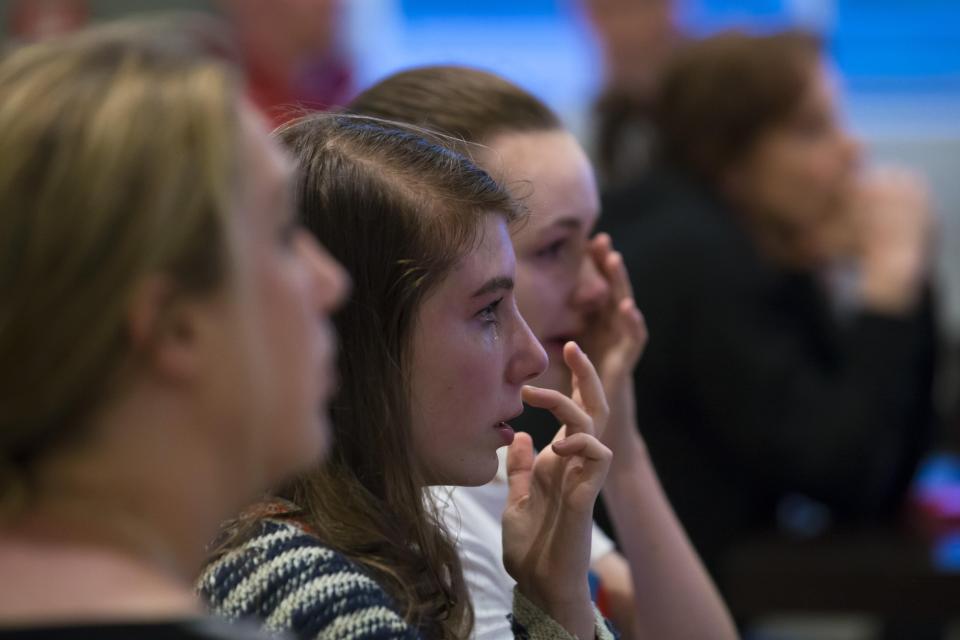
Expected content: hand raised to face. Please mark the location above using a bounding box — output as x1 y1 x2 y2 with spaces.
581 233 648 389
578 234 648 459
850 167 934 313
501 342 611 634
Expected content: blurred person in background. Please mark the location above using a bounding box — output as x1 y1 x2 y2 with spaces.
348 65 737 640
601 30 938 577
580 0 684 188
219 0 353 126
5 0 89 44
0 16 347 638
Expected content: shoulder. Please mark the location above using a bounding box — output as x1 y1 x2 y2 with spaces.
433 484 512 601
604 179 765 304
198 519 415 639
434 485 515 635
603 168 737 246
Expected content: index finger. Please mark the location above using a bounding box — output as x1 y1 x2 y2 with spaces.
603 248 635 309
563 342 609 425
505 432 535 508
522 385 595 438
590 232 613 265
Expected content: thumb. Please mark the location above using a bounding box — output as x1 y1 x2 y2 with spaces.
506 432 534 508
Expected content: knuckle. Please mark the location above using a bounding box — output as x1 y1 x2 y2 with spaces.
599 444 613 462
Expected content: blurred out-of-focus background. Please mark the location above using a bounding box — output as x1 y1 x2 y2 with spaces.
7 0 954 344
4 2 958 638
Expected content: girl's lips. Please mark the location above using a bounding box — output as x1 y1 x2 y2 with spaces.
495 421 515 446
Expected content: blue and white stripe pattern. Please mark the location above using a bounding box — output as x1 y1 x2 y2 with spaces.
198 519 417 640
199 516 617 640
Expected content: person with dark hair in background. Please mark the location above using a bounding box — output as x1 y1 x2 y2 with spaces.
601 30 938 577
219 0 353 126
581 0 683 188
200 114 620 640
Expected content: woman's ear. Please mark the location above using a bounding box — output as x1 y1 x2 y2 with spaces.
126 275 205 383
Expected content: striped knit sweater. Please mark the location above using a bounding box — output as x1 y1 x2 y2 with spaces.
198 514 617 640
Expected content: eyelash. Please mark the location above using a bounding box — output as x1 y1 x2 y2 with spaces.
478 297 503 324
535 239 566 260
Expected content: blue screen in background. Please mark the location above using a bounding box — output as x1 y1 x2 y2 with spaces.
383 1 959 375
376 0 960 140
833 0 960 83
399 0 960 86
401 0 558 18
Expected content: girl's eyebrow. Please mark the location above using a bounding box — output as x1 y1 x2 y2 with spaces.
549 217 582 231
472 276 514 298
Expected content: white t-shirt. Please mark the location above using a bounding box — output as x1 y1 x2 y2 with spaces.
434 448 615 640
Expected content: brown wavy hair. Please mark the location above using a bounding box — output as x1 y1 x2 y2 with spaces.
348 65 561 150
653 30 822 186
273 114 520 638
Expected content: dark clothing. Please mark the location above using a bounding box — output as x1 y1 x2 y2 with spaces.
589 168 936 573
0 619 276 640
591 90 657 189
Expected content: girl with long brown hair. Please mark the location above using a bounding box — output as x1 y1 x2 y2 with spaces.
347 66 737 640
200 115 618 639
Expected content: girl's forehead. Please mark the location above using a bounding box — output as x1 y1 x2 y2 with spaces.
441 219 515 287
487 135 600 234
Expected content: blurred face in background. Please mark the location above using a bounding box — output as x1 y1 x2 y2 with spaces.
222 0 340 59
275 0 340 55
483 130 609 393
725 61 862 266
584 0 679 95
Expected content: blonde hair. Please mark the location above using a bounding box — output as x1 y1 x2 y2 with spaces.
0 16 242 511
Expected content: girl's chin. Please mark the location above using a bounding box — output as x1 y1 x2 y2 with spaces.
449 460 501 488
428 448 502 488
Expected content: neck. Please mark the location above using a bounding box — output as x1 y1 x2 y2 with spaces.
718 180 815 270
13 391 253 585
0 525 203 624
12 490 208 584
0 423 241 623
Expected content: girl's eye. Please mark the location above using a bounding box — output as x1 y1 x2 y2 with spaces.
478 297 503 324
535 238 567 260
